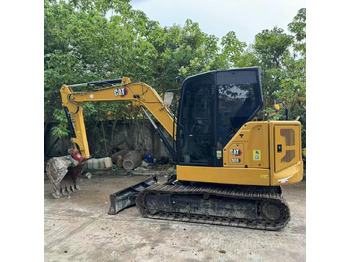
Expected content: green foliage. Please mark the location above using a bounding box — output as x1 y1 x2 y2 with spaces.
265 108 284 121
52 109 69 138
288 8 306 56
254 27 293 68
151 19 233 93
221 31 247 66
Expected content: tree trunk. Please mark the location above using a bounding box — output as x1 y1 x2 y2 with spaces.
100 121 108 155
110 119 118 147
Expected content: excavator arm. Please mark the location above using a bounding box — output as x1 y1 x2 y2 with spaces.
60 77 176 158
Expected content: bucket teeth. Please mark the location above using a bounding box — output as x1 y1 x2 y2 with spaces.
61 186 69 196
50 183 81 199
49 180 83 199
66 185 73 194
52 192 60 199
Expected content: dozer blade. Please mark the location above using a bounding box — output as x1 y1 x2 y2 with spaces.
108 176 158 215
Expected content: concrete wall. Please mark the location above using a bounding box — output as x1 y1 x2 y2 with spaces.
45 120 173 159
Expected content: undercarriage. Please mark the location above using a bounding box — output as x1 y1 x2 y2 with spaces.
136 182 290 231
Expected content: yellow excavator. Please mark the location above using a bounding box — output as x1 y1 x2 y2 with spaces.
57 67 303 230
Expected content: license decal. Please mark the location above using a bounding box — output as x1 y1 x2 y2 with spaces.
253 150 261 161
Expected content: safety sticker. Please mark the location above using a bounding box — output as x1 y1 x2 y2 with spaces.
260 174 269 179
216 150 222 159
253 150 261 161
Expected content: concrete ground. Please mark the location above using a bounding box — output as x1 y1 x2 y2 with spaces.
44 171 306 262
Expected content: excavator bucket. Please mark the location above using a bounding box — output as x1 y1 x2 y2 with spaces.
108 176 158 215
46 156 86 198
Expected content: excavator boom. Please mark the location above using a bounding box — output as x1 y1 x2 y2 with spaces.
60 77 176 158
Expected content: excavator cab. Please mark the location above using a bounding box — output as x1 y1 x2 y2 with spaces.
177 67 263 167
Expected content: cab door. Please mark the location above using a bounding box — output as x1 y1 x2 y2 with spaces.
176 72 216 166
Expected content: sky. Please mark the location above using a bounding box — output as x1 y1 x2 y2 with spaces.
130 0 305 45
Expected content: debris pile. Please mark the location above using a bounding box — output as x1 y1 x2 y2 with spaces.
45 141 174 199
109 141 173 175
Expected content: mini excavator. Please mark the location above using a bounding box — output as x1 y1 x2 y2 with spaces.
57 67 303 230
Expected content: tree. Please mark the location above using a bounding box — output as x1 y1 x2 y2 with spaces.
288 8 306 57
221 31 247 67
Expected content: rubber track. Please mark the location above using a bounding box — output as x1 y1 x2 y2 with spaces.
136 184 290 231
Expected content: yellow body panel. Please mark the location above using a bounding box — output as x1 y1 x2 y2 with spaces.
223 122 270 169
273 125 300 172
268 121 303 186
177 121 303 186
177 165 270 186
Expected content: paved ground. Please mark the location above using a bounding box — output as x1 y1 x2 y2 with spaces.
44 171 306 262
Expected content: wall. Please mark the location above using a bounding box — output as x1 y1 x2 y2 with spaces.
45 120 173 160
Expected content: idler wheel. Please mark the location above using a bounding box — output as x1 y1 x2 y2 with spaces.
261 201 283 221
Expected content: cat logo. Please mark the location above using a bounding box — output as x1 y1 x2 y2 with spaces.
114 87 128 97
230 149 242 156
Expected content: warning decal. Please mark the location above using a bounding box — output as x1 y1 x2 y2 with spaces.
253 150 261 161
